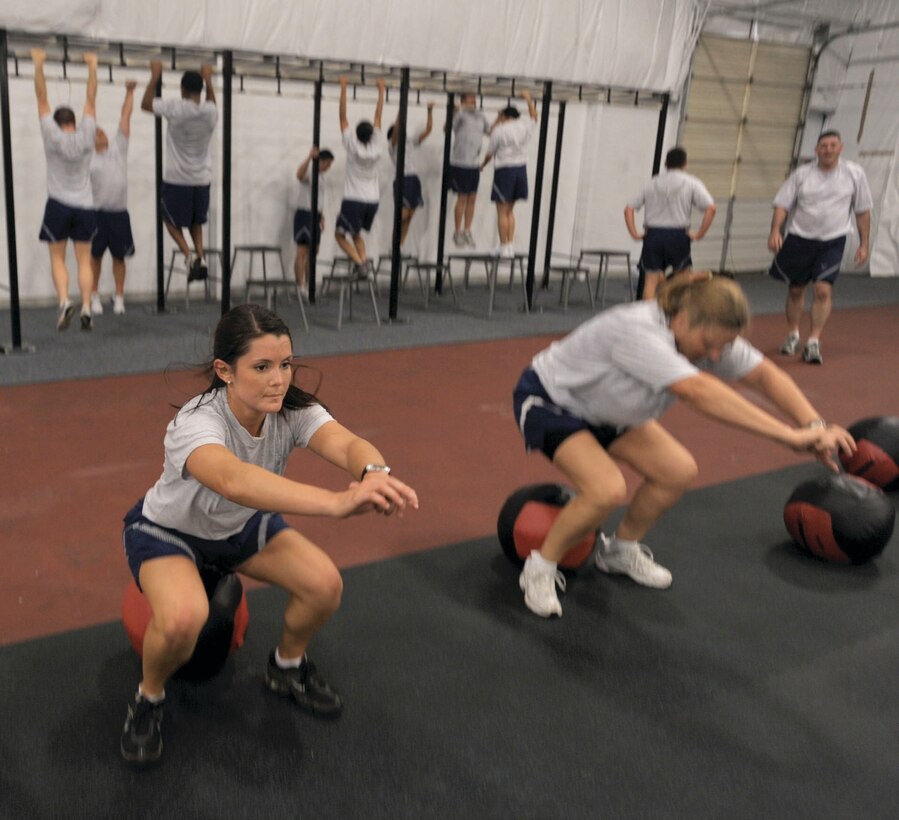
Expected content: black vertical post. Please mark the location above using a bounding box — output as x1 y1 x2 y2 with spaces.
388 67 410 321
651 92 669 174
0 29 24 352
541 99 566 289
309 74 322 303
435 91 454 292
526 81 552 309
221 50 233 314
154 69 165 312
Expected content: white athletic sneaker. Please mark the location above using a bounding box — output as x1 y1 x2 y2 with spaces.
453 231 465 247
463 230 475 247
113 295 126 315
519 553 566 618
595 537 672 589
500 244 515 259
90 292 104 316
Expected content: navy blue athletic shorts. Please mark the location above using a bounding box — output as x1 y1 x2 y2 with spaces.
768 233 846 286
39 198 97 243
402 175 424 210
450 165 480 195
336 199 379 236
92 210 135 259
513 367 623 460
640 227 691 273
122 498 291 589
161 182 210 228
491 165 528 203
294 208 324 246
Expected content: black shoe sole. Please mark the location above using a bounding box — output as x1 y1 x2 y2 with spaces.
120 738 163 768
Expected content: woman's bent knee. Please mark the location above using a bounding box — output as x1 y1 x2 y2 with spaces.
152 599 209 649
581 475 628 511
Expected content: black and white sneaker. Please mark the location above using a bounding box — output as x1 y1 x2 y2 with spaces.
56 302 76 331
264 651 343 718
80 311 92 332
187 257 208 282
802 339 823 365
353 260 373 281
120 692 164 768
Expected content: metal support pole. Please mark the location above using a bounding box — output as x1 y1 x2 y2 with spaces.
718 196 735 274
221 50 233 314
526 81 552 309
154 70 165 312
435 92 454 293
0 29 28 353
388 67 410 321
309 75 322 303
541 99 566 290
651 92 670 174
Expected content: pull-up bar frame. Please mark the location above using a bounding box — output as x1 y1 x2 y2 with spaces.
1 29 669 349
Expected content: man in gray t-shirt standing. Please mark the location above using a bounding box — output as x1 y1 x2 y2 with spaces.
449 92 490 247
33 48 99 332
141 61 217 282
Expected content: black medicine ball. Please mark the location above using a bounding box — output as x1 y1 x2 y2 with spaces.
784 473 895 565
839 415 899 491
497 483 596 569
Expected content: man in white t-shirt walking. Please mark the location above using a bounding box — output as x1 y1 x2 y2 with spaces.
335 76 386 275
90 80 137 316
625 147 717 301
32 48 99 332
768 130 873 365
481 90 537 258
141 62 218 282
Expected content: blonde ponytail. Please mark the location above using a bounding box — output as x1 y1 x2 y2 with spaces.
656 275 749 332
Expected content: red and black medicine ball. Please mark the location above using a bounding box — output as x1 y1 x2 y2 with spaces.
122 570 250 681
497 483 596 569
839 415 899 491
783 473 895 565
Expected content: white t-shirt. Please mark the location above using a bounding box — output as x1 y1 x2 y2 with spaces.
451 108 490 168
90 130 129 212
389 126 427 177
152 98 217 185
141 389 333 539
40 115 96 209
341 127 386 203
296 166 326 212
628 169 715 229
531 300 763 428
773 159 873 241
487 117 535 168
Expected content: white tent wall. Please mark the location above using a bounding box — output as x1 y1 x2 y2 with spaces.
0 0 701 91
1 0 706 305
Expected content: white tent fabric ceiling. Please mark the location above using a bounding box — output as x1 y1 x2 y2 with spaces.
1 0 898 306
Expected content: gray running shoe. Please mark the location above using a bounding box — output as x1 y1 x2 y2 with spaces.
780 334 800 355
802 340 823 364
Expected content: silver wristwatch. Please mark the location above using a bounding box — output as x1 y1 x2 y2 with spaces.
361 464 391 480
